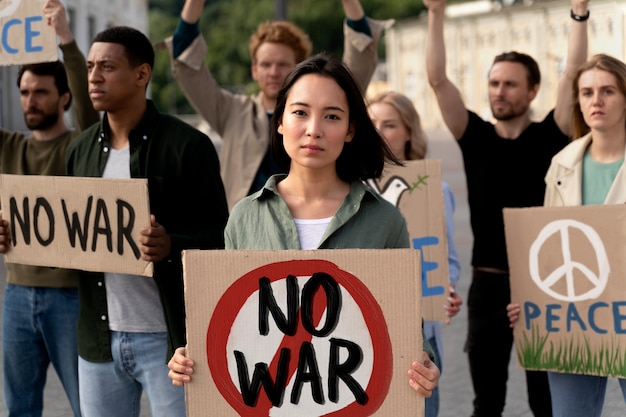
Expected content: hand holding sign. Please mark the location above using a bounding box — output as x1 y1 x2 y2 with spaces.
138 215 171 263
444 284 463 324
0 211 11 254
168 344 441 399
506 302 521 328
407 352 440 397
168 347 194 386
180 249 439 416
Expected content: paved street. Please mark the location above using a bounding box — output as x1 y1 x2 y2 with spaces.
0 130 623 416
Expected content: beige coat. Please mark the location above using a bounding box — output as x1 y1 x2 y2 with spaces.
165 18 394 210
544 132 626 206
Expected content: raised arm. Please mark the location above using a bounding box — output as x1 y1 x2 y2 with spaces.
553 0 589 136
170 0 203 60
425 0 468 140
180 0 203 24
43 0 99 132
162 0 237 135
341 0 365 20
341 0 394 93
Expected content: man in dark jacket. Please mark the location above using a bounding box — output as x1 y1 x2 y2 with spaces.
65 25 228 417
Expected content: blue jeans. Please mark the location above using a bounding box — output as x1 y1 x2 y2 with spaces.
425 335 441 417
78 331 185 417
548 372 626 417
2 283 81 417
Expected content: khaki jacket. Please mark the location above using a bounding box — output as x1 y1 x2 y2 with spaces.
544 132 626 206
165 18 394 209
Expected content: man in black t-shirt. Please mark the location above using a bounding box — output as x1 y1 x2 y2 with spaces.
424 0 590 416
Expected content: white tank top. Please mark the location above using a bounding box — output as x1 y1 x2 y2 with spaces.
294 217 333 250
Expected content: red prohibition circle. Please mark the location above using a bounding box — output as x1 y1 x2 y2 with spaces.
206 259 393 416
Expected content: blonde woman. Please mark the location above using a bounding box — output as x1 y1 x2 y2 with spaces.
368 91 463 417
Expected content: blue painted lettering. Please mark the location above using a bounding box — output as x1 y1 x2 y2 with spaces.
523 301 626 335
412 236 444 297
1 16 44 55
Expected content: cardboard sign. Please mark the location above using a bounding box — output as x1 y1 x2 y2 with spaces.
1 0 57 66
504 205 626 378
367 160 449 321
182 249 424 416
0 174 153 276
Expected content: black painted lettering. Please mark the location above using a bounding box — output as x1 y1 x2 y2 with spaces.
328 338 367 404
259 275 299 336
291 342 324 405
62 196 92 250
33 197 54 246
9 197 30 246
91 198 112 252
116 199 140 259
235 348 289 407
301 272 342 337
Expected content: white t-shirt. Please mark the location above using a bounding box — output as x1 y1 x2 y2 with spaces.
102 147 166 332
294 217 332 250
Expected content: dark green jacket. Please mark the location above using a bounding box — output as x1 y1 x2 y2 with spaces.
66 100 228 362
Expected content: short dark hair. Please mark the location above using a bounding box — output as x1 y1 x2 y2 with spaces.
93 26 154 70
270 52 400 182
492 51 541 88
17 61 72 111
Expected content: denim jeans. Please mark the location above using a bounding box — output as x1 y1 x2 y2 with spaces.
548 372 626 417
425 335 441 417
2 283 81 417
78 331 185 417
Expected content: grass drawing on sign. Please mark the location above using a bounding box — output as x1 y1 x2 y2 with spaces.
516 324 626 377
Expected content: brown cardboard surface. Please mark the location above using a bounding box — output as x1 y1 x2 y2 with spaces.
504 205 626 378
0 174 152 276
368 160 449 321
182 249 424 416
1 0 58 66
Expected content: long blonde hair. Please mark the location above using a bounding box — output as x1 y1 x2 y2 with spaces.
368 91 428 160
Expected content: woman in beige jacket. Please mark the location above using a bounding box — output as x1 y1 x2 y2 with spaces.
509 53 626 417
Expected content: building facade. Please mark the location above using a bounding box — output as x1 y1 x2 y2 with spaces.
384 0 626 130
0 0 148 131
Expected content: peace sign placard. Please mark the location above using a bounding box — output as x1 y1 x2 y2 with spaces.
504 205 626 378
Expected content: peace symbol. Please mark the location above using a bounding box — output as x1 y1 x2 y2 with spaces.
528 219 610 302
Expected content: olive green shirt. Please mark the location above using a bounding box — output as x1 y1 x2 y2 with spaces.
225 174 435 360
1 40 99 288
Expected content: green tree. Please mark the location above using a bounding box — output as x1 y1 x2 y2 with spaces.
149 9 192 113
148 0 426 114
